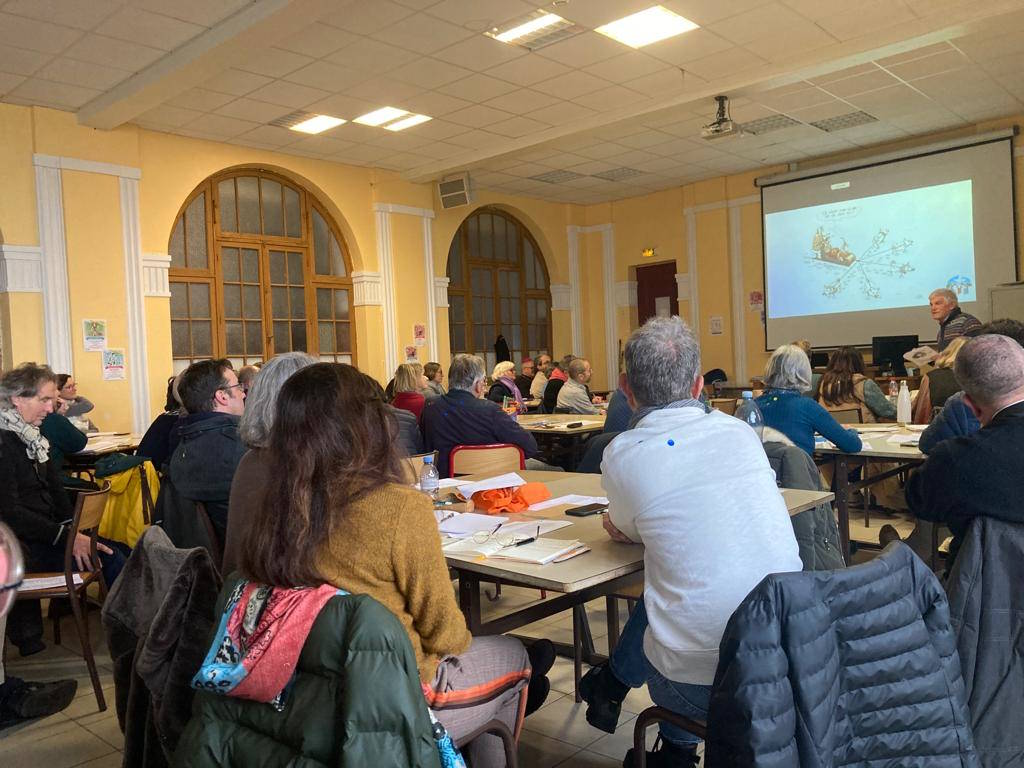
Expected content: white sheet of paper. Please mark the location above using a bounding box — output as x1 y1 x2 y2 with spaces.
500 520 573 537
436 511 508 537
21 574 83 591
455 472 526 498
885 433 919 445
528 494 609 511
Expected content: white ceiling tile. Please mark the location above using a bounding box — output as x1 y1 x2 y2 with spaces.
807 62 878 85
0 72 26 96
236 48 315 79
0 13 82 54
306 92 378 119
284 61 365 92
662 0 773 26
203 68 273 97
572 84 649 111
63 34 165 71
344 76 423 105
532 70 613 100
433 33 526 70
2 0 121 30
132 0 252 27
95 8 203 51
443 129 504 149
233 124 302 147
536 32 626 69
642 29 733 67
784 99 856 123
980 52 1024 80
437 72 518 102
415 141 468 159
526 100 599 125
621 67 693 97
166 87 235 112
756 85 835 112
400 90 474 116
215 98 294 123
485 54 572 87
276 22 357 59
424 0 535 27
557 0 659 27
882 48 968 80
227 138 282 151
487 115 551 138
245 80 332 110
287 134 356 155
679 47 765 80
814 0 916 41
7 77 99 108
135 104 204 128
335 143 396 163
573 141 631 160
183 112 259 139
0 46 53 77
324 37 421 74
325 1 415 36
445 103 514 128
819 68 900 97
366 130 434 151
615 129 678 150
843 83 936 118
744 26 836 62
953 29 1023 63
388 57 473 90
582 52 670 85
370 12 472 54
875 41 952 67
710 2 812 44
33 57 131 90
484 88 560 114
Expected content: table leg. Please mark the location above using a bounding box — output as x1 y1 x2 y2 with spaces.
458 576 482 633
572 606 584 702
835 454 851 565
605 596 620 655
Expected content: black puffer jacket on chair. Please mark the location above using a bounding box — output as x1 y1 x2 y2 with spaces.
706 542 979 767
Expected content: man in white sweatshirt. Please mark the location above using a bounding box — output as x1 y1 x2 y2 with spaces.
582 316 802 768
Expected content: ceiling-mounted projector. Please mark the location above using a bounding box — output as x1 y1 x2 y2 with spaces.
701 95 738 140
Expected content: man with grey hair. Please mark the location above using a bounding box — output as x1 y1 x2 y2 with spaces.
907 333 1024 564
421 353 539 477
556 358 601 414
529 353 553 399
580 317 802 767
929 287 981 351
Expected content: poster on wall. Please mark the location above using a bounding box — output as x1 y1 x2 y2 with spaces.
83 319 107 351
102 348 126 381
709 316 725 336
654 296 671 318
405 346 418 362
413 323 426 347
747 291 764 312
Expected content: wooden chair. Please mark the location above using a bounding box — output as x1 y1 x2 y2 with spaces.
449 444 526 477
830 407 863 424
16 482 111 711
710 398 738 415
633 707 707 767
403 451 439 485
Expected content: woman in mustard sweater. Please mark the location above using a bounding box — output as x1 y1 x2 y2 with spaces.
239 363 546 766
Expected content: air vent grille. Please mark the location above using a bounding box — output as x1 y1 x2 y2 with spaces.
591 167 643 182
740 114 801 135
530 170 585 184
810 111 878 132
268 111 318 129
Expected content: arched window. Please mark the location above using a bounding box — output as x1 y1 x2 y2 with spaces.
446 208 552 373
168 169 354 371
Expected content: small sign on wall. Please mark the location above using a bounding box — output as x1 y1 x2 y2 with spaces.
83 319 107 351
747 290 764 312
654 296 671 318
413 323 426 347
709 316 725 336
102 348 126 380
405 346 418 362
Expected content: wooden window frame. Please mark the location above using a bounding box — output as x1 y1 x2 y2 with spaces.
168 169 356 367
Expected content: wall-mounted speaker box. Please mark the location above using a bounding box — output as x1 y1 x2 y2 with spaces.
438 174 472 209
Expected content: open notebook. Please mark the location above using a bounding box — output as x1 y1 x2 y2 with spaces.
443 536 586 564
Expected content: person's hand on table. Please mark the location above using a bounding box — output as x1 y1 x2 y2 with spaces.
72 534 113 572
602 513 635 544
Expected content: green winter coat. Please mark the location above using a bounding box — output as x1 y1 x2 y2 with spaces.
174 580 442 768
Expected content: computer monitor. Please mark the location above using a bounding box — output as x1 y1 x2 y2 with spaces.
872 335 919 376
810 351 830 368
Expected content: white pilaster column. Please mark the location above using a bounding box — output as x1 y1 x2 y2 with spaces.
119 176 151 434
33 157 73 374
685 206 700 339
422 214 439 359
372 207 399 375
598 224 617 386
566 225 584 355
728 202 747 384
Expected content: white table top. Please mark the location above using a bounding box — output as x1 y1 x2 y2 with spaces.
79 433 142 456
517 413 606 435
814 424 925 460
444 470 833 593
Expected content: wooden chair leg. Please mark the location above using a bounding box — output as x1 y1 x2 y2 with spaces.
50 601 62 646
69 588 106 712
606 596 620 655
572 605 583 703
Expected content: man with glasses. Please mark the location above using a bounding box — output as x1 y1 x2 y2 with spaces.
158 359 247 553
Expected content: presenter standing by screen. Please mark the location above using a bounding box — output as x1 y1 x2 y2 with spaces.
930 288 981 351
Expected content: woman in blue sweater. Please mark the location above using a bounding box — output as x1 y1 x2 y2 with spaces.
756 344 862 456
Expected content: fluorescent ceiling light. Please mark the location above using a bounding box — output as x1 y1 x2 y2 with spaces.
494 12 564 43
354 106 410 126
289 114 345 134
384 113 432 132
596 6 699 48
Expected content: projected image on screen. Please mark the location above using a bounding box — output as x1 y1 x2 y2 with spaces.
765 179 975 319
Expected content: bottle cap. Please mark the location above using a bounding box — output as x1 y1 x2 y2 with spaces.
742 390 753 398
422 456 433 464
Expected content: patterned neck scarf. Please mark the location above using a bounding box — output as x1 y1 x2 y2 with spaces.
629 397 707 429
0 408 50 463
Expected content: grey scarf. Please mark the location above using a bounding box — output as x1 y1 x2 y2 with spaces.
628 397 708 429
0 407 50 463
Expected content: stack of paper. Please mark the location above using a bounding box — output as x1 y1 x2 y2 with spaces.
444 536 585 564
529 494 608 511
435 511 508 537
455 473 525 497
885 433 919 446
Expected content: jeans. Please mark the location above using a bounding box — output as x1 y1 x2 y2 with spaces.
609 598 711 748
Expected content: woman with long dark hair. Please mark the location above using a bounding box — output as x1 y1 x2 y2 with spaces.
240 363 542 766
816 347 895 423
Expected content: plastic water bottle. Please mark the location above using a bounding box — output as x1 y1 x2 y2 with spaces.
419 455 439 500
888 379 898 398
734 391 764 441
896 380 912 423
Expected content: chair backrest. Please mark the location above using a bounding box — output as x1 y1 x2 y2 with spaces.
710 398 737 416
402 451 438 484
830 407 863 424
62 482 111 574
194 501 223 571
449 444 525 476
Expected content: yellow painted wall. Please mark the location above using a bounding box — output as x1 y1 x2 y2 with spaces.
62 169 132 432
390 211 429 370
4 293 45 368
0 104 36 245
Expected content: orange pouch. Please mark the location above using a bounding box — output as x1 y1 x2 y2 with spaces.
471 482 551 514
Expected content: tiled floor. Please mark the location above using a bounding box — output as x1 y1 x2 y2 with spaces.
3 512 911 768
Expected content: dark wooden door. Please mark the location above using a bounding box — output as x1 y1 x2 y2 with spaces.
636 261 678 326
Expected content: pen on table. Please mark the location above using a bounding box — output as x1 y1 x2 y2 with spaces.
436 512 455 524
514 525 541 547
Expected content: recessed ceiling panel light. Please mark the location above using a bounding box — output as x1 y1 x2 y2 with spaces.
596 6 699 48
354 106 409 126
288 114 345 134
494 12 563 42
384 113 432 131
485 10 581 50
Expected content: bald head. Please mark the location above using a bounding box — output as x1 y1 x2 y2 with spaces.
955 334 1024 424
